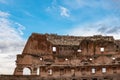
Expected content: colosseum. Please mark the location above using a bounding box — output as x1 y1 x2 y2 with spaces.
0 33 120 80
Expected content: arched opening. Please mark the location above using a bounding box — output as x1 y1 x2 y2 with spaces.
72 79 77 80
92 78 97 80
48 69 52 75
71 69 75 76
23 67 31 75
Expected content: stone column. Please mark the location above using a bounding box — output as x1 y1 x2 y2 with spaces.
14 67 23 75
39 67 41 76
31 67 37 75
40 67 46 77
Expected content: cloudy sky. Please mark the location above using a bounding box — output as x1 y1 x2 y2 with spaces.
0 0 120 74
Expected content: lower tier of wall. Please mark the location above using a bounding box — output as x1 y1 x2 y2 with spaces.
0 74 120 80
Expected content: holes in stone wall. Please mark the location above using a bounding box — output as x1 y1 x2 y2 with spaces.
102 68 106 73
77 49 81 52
100 47 104 52
112 57 115 60
65 58 68 61
52 47 56 52
60 69 64 75
71 69 75 76
112 67 117 73
48 69 52 75
40 57 43 61
91 68 96 74
72 79 77 80
23 67 31 75
92 78 97 80
89 58 93 61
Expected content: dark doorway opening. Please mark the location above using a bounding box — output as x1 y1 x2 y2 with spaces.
92 78 97 80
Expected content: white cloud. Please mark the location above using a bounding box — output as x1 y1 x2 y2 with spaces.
46 0 70 18
0 11 25 74
14 22 25 35
60 6 70 17
0 11 9 17
67 16 120 39
45 0 59 13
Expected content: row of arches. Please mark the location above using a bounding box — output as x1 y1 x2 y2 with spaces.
22 66 118 76
23 67 39 75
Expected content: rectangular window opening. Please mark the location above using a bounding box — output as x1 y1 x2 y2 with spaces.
77 49 81 52
102 68 106 73
48 69 52 75
52 47 56 52
100 47 104 52
92 68 95 74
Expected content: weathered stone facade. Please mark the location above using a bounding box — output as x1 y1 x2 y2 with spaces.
3 33 120 80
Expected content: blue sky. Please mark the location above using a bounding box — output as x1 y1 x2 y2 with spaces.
0 0 120 74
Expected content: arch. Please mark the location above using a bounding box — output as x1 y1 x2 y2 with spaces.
23 67 31 75
94 56 112 64
79 39 94 55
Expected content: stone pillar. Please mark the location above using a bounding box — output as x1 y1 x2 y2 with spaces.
39 67 41 76
14 67 23 75
71 68 75 77
31 67 37 75
75 67 81 76
40 67 46 77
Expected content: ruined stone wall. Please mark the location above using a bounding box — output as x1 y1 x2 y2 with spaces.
0 74 120 80
12 33 120 79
